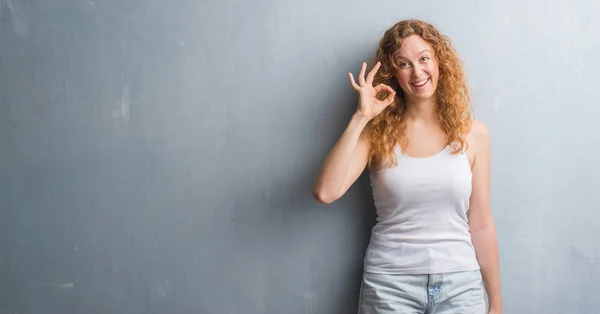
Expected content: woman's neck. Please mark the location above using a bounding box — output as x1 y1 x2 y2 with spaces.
405 97 438 123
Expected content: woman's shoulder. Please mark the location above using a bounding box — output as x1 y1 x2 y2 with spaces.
468 119 489 138
466 119 490 151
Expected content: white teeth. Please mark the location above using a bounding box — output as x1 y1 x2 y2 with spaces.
412 79 428 87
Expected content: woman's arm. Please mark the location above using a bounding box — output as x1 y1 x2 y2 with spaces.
468 120 502 313
312 114 372 204
312 61 395 204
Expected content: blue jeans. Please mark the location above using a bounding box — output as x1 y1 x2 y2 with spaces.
357 270 486 314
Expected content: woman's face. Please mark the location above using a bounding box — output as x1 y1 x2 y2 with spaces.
392 35 440 103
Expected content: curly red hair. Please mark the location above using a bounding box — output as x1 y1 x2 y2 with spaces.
367 19 472 169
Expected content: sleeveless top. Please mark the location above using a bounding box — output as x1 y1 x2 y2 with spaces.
363 144 480 274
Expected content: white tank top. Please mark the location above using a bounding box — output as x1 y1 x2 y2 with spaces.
363 144 480 274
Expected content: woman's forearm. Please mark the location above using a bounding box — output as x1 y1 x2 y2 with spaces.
471 223 502 310
312 113 370 203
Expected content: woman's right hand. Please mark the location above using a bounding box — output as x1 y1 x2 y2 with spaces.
348 61 396 120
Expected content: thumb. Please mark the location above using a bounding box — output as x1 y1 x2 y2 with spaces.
382 88 396 105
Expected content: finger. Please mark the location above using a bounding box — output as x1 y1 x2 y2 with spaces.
348 73 360 90
374 84 396 105
366 61 381 85
383 90 396 105
358 62 367 86
374 83 395 94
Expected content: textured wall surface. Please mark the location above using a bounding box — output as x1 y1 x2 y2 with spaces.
1 0 599 313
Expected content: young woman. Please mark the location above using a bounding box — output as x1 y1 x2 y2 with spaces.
312 19 502 313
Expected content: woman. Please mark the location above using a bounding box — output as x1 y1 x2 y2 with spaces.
312 19 502 313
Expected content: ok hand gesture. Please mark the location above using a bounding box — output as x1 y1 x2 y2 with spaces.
348 61 396 120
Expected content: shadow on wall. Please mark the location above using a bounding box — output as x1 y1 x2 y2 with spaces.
196 52 380 313
239 57 379 224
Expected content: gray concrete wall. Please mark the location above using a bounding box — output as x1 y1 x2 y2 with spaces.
1 0 599 313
